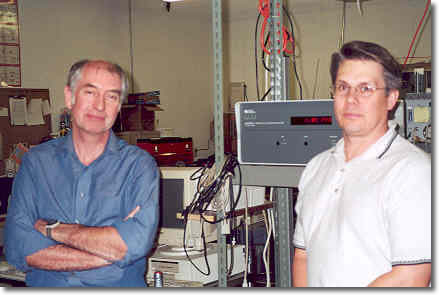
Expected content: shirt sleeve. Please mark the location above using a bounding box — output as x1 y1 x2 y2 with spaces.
293 161 313 250
111 155 159 268
4 154 58 272
385 156 431 265
293 194 306 250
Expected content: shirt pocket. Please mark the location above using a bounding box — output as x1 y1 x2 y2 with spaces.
85 186 122 226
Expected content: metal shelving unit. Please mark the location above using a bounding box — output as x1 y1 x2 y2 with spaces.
268 0 294 287
211 0 296 287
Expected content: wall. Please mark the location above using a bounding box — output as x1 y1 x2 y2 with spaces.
224 0 432 101
129 1 214 159
16 0 431 160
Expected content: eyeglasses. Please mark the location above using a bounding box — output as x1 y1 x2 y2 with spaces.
330 83 388 98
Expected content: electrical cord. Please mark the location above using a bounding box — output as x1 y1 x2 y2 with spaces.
260 87 271 101
262 33 271 73
242 188 250 287
255 4 303 101
255 11 262 100
282 5 303 100
262 209 272 287
180 155 243 276
226 179 235 276
182 216 211 276
183 155 242 225
403 0 431 66
244 83 248 102
269 187 276 239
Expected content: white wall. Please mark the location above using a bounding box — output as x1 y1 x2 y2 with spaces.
17 0 431 160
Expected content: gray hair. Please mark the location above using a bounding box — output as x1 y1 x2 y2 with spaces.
66 59 129 105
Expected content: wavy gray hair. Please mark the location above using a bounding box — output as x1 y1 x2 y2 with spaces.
66 59 129 105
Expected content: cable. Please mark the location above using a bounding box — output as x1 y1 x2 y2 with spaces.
187 158 241 225
283 6 303 100
243 84 248 101
262 209 272 287
403 0 431 66
242 189 250 287
312 58 320 99
226 178 235 276
180 155 243 276
262 33 271 72
269 187 276 239
356 0 363 16
255 12 262 100
183 217 211 276
254 3 303 101
260 87 271 101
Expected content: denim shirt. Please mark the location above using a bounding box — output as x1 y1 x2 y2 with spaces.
4 131 159 287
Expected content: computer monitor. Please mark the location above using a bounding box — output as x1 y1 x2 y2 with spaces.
157 166 217 251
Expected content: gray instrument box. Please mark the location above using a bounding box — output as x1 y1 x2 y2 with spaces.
235 100 342 166
404 92 431 153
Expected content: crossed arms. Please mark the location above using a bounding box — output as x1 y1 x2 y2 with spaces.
26 206 140 272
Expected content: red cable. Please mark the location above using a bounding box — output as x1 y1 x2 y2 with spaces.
258 0 295 56
403 0 430 65
282 26 294 54
259 0 271 55
261 18 271 55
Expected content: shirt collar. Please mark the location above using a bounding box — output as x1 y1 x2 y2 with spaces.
56 130 121 158
331 121 398 162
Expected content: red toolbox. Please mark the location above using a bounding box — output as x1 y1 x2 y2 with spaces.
136 137 194 166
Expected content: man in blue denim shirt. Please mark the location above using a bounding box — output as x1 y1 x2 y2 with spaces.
4 60 159 287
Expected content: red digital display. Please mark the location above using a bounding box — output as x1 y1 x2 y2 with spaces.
290 116 332 125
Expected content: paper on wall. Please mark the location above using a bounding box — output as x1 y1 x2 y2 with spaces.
9 96 27 125
42 99 51 116
27 98 45 125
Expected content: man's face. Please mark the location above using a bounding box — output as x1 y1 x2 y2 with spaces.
64 62 121 136
333 59 398 140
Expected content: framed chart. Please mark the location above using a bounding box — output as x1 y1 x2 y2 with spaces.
0 0 20 87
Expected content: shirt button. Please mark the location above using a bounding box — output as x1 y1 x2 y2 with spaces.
334 188 339 193
80 193 84 198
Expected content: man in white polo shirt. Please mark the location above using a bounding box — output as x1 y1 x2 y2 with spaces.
292 40 431 287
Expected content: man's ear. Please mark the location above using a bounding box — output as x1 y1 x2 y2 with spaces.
64 86 73 109
387 89 399 111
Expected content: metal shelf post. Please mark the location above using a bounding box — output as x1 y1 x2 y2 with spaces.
269 0 294 287
212 0 227 287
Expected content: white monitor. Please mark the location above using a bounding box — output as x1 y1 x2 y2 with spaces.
157 166 217 250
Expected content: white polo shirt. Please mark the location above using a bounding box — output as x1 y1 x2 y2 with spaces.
293 125 431 287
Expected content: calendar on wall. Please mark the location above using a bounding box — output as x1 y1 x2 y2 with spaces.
0 0 20 87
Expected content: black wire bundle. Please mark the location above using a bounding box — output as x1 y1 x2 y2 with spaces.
180 155 242 276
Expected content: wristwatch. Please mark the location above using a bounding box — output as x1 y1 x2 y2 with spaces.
45 219 60 239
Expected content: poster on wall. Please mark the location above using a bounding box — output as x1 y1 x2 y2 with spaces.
0 0 20 87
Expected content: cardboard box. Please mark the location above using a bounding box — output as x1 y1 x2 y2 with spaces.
210 113 237 154
118 105 163 131
227 82 246 113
